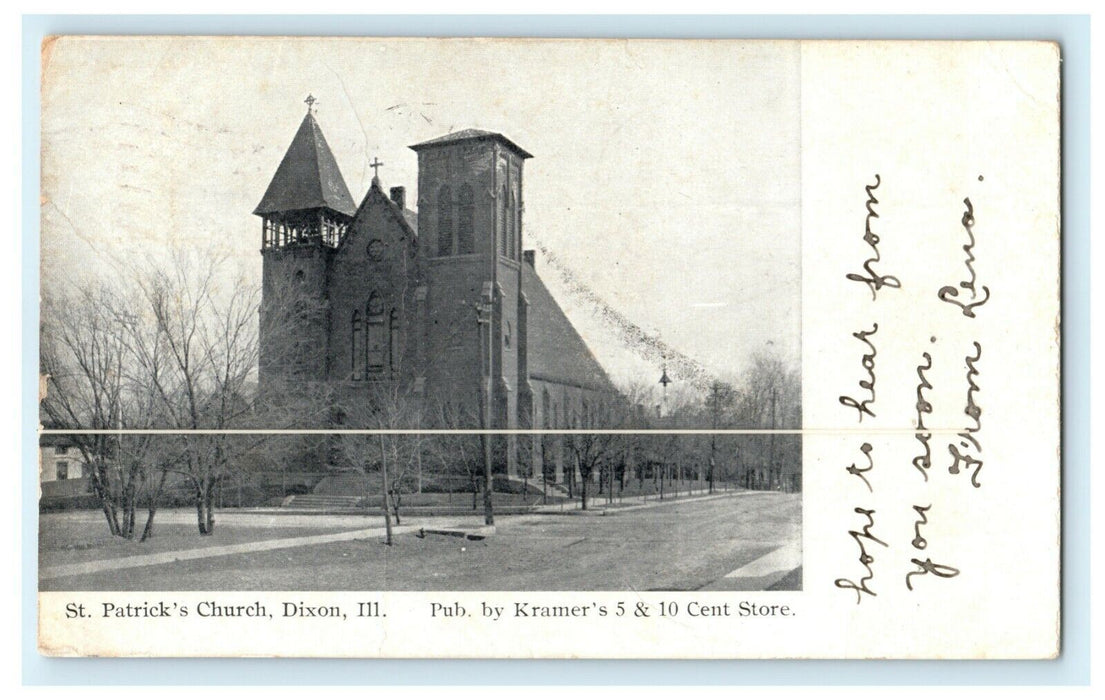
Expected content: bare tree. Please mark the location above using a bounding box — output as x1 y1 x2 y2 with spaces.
333 381 427 544
732 351 801 490
565 399 625 511
428 398 484 511
705 381 737 493
40 279 199 540
118 253 261 535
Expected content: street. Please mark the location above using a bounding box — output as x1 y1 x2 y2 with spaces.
40 491 800 591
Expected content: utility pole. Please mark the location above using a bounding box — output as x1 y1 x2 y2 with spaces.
709 381 719 494
769 385 777 491
478 283 495 526
379 434 393 546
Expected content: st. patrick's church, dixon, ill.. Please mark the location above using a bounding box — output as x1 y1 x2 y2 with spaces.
254 101 618 482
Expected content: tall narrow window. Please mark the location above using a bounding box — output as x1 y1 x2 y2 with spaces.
388 309 400 374
515 192 523 257
499 185 508 256
507 190 517 260
366 293 386 372
437 185 453 256
351 311 364 380
457 184 475 254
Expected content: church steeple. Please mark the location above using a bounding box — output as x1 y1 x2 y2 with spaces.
255 103 357 249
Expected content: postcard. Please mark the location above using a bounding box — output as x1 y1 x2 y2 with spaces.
37 37 1059 658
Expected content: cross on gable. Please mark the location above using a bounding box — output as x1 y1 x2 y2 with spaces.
370 157 385 178
304 94 317 112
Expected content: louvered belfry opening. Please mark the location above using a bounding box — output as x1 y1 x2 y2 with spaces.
261 208 351 249
254 110 358 250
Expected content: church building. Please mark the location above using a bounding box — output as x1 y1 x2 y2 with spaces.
254 102 618 482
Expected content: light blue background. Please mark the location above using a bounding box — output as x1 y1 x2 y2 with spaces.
22 14 1090 686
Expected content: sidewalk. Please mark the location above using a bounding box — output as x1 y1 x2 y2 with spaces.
530 487 752 515
39 524 418 581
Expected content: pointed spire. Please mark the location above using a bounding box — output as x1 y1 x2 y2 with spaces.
254 106 357 218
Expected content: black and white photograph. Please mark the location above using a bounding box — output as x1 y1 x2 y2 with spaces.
32 31 1066 662
39 38 802 593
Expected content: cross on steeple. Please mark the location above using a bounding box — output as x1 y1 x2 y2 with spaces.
304 94 317 113
370 157 385 180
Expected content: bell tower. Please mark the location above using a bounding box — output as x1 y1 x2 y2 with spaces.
255 96 358 250
410 130 532 475
255 98 358 389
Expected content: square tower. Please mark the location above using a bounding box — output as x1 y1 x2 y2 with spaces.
411 131 531 473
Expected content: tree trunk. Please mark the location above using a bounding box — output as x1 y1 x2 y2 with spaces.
122 474 139 539
139 471 168 543
196 478 216 536
580 470 589 511
102 501 120 537
390 487 402 526
195 487 207 535
90 462 120 537
379 435 393 546
204 483 216 533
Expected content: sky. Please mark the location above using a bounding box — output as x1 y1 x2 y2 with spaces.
41 37 800 392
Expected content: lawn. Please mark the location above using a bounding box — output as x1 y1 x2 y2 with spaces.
39 509 369 568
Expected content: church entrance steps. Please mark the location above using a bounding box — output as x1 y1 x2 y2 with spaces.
312 471 378 496
283 494 364 510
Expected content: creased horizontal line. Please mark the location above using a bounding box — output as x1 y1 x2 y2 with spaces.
39 428 973 436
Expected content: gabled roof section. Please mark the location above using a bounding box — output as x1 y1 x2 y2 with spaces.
254 112 358 218
410 128 533 159
348 177 418 240
522 264 615 393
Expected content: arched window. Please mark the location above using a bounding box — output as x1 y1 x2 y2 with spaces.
582 400 590 428
388 309 400 374
366 293 385 372
457 184 475 255
351 311 364 380
542 389 551 429
437 185 453 256
499 185 508 256
507 189 517 260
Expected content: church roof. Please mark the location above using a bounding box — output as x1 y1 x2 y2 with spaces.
410 129 533 159
522 264 615 393
254 112 358 218
347 176 419 242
